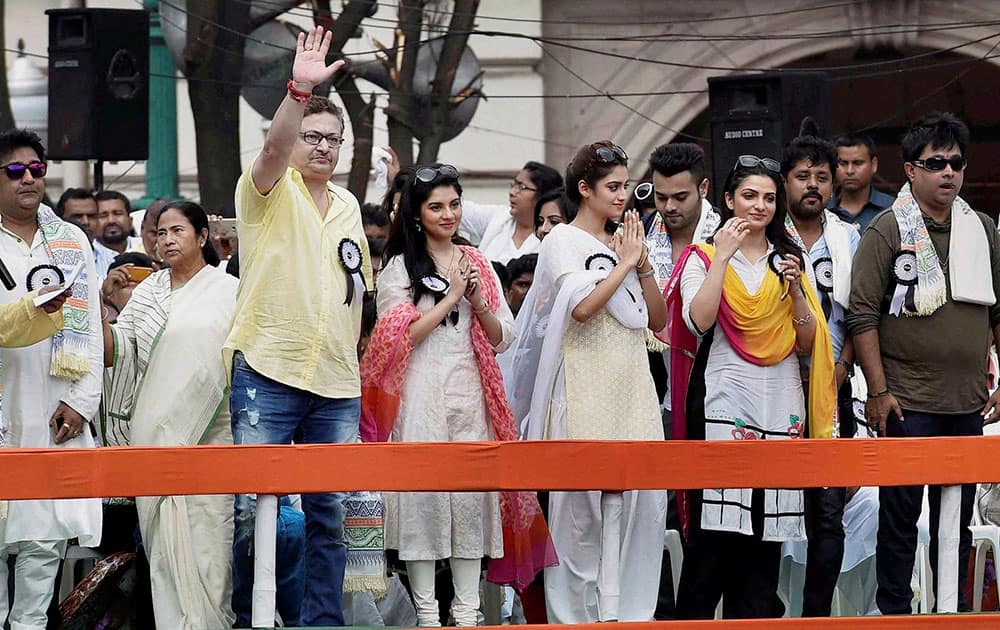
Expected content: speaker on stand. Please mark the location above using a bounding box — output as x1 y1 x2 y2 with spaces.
46 8 149 190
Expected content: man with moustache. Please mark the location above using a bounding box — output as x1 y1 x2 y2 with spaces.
642 142 720 619
829 134 894 234
848 112 1000 614
93 190 142 277
781 129 860 616
0 128 103 630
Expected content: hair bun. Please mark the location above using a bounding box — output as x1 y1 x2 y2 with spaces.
798 116 821 139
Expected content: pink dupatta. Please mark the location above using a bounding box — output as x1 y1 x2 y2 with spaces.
360 246 558 590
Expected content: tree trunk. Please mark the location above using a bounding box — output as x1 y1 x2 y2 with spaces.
314 0 377 202
0 3 17 131
416 0 479 164
386 0 424 168
185 0 249 214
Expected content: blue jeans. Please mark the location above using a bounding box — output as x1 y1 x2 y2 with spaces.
230 351 360 627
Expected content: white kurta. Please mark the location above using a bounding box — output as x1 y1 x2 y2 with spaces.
0 219 103 548
502 224 666 622
377 255 515 560
679 246 806 542
460 199 539 264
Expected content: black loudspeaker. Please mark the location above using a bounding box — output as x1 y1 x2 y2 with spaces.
708 71 829 206
46 9 149 161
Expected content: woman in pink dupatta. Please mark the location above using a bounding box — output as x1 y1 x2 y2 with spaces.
359 164 556 627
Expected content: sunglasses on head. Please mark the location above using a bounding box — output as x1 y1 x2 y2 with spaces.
0 161 47 181
733 155 780 174
911 155 967 172
594 143 628 164
414 164 459 186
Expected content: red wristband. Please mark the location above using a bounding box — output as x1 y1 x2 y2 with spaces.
287 80 312 103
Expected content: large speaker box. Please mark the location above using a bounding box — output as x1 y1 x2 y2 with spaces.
708 72 829 206
46 8 149 161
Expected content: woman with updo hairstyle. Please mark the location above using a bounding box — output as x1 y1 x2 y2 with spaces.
665 157 835 619
360 164 556 626
99 200 237 628
503 141 668 622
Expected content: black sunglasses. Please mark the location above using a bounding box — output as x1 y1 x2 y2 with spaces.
414 164 459 186
911 155 967 172
0 161 47 180
733 155 780 174
594 143 628 164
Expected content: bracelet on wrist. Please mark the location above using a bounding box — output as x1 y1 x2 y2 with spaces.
473 300 489 314
287 80 312 103
868 388 890 398
637 269 655 279
792 312 812 326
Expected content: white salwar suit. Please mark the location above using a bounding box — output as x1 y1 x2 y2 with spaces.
502 224 667 622
110 266 238 630
0 217 103 630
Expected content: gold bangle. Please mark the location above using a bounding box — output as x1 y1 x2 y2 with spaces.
473 300 489 314
637 269 655 279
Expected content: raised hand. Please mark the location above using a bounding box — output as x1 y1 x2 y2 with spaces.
778 254 803 295
714 217 749 261
292 26 345 91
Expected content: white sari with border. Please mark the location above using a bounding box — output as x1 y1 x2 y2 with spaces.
110 265 237 630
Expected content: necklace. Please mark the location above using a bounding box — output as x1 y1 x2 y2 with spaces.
429 245 458 275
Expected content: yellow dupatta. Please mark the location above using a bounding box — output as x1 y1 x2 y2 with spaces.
695 243 837 439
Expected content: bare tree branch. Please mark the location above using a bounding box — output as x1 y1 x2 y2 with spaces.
387 0 425 167
416 0 479 163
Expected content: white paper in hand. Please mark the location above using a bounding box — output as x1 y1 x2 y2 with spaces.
33 260 85 307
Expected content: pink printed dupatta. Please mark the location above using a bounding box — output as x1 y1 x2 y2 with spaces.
359 245 558 590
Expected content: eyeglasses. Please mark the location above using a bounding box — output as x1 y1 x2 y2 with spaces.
594 143 628 164
510 180 537 194
911 155 967 172
733 155 780 174
633 181 653 201
0 161 47 180
299 131 345 146
414 164 459 185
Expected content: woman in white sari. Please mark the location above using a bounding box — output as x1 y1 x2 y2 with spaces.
503 141 668 622
101 201 237 629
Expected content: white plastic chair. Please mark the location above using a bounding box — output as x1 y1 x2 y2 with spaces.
914 488 932 613
971 490 1000 612
664 529 683 603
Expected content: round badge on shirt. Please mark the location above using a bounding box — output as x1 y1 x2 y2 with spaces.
26 264 64 291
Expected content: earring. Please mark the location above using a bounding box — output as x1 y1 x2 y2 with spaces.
415 223 423 232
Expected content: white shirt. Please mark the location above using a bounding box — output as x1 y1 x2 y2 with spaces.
460 199 539 264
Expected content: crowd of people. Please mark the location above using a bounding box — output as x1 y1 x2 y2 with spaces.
1 24 999 629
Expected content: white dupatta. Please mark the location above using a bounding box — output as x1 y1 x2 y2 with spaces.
501 224 648 440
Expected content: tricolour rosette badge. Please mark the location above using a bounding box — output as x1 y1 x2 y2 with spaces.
339 238 366 306
889 250 918 316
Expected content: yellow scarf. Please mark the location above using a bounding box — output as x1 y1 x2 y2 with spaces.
696 243 836 438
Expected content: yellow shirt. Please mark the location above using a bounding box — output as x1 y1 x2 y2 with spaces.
225 167 373 398
0 294 63 348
